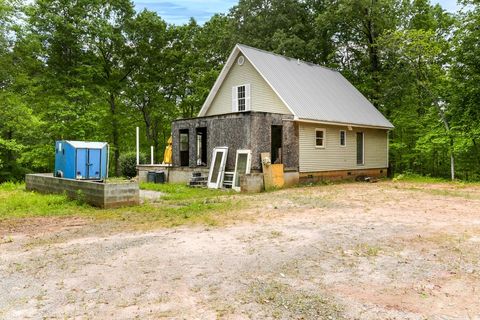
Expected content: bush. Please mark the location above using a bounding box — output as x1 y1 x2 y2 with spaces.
119 152 146 178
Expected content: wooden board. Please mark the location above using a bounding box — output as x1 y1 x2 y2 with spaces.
261 152 284 190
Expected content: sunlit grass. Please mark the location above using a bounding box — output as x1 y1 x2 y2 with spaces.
140 182 235 200
0 182 246 229
392 173 480 185
392 173 449 183
0 182 95 219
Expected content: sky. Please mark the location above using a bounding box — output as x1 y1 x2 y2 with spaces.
133 0 460 25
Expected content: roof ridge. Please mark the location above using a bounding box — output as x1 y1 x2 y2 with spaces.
236 43 338 73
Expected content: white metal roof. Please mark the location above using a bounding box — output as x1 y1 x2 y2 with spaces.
65 141 108 149
199 44 394 129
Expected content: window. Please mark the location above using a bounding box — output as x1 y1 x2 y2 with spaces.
315 128 326 148
233 150 252 191
237 55 245 65
179 129 189 167
207 147 229 189
232 84 250 112
238 85 246 111
356 132 364 165
340 130 346 146
180 132 189 152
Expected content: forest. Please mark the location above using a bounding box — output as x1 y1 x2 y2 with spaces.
0 0 479 181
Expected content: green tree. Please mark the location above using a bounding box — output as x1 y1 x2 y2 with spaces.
125 10 176 161
0 0 46 180
449 0 480 180
83 0 136 176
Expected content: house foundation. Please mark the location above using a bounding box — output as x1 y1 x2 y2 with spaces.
299 168 387 183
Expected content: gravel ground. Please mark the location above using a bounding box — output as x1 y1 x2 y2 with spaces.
1 181 480 319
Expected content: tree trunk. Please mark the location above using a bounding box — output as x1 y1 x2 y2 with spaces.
439 108 455 181
450 145 455 181
109 92 120 176
358 0 382 109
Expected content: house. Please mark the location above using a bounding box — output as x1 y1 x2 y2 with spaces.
171 44 393 184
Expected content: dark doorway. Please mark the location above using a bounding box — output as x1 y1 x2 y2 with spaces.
271 125 283 164
196 127 207 166
179 129 189 167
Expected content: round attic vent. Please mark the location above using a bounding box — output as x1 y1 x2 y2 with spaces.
237 56 245 66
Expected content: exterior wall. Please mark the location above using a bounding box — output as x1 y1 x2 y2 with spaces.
172 112 298 172
298 122 388 173
168 167 209 184
26 174 139 208
249 113 298 171
173 113 252 170
205 53 292 116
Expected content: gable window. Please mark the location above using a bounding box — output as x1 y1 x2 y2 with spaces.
340 130 346 146
315 128 326 148
232 84 251 112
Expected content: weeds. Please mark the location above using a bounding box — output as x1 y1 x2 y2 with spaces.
393 173 449 183
246 280 344 319
0 183 93 219
353 243 382 257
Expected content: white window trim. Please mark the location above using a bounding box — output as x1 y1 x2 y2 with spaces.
232 149 252 192
339 130 346 147
207 147 229 189
315 128 326 149
232 84 251 112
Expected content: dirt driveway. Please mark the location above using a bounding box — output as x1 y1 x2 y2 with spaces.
1 181 480 319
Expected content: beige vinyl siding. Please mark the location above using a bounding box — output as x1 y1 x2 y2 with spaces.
205 53 292 116
298 123 388 172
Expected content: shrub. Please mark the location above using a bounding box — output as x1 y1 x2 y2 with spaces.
119 152 146 178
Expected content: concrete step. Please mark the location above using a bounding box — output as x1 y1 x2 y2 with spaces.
189 180 207 187
188 182 207 188
190 177 207 182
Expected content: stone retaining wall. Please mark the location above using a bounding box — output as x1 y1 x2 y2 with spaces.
25 174 139 208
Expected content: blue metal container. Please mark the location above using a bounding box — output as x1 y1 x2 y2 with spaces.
54 141 109 180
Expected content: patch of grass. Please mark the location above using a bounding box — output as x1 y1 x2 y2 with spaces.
109 198 244 229
420 188 478 199
140 182 235 201
246 280 344 319
393 173 451 184
353 243 382 257
0 183 94 219
269 230 283 238
0 182 246 229
393 173 480 185
399 186 480 200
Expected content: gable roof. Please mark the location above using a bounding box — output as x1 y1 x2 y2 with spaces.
198 44 394 129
